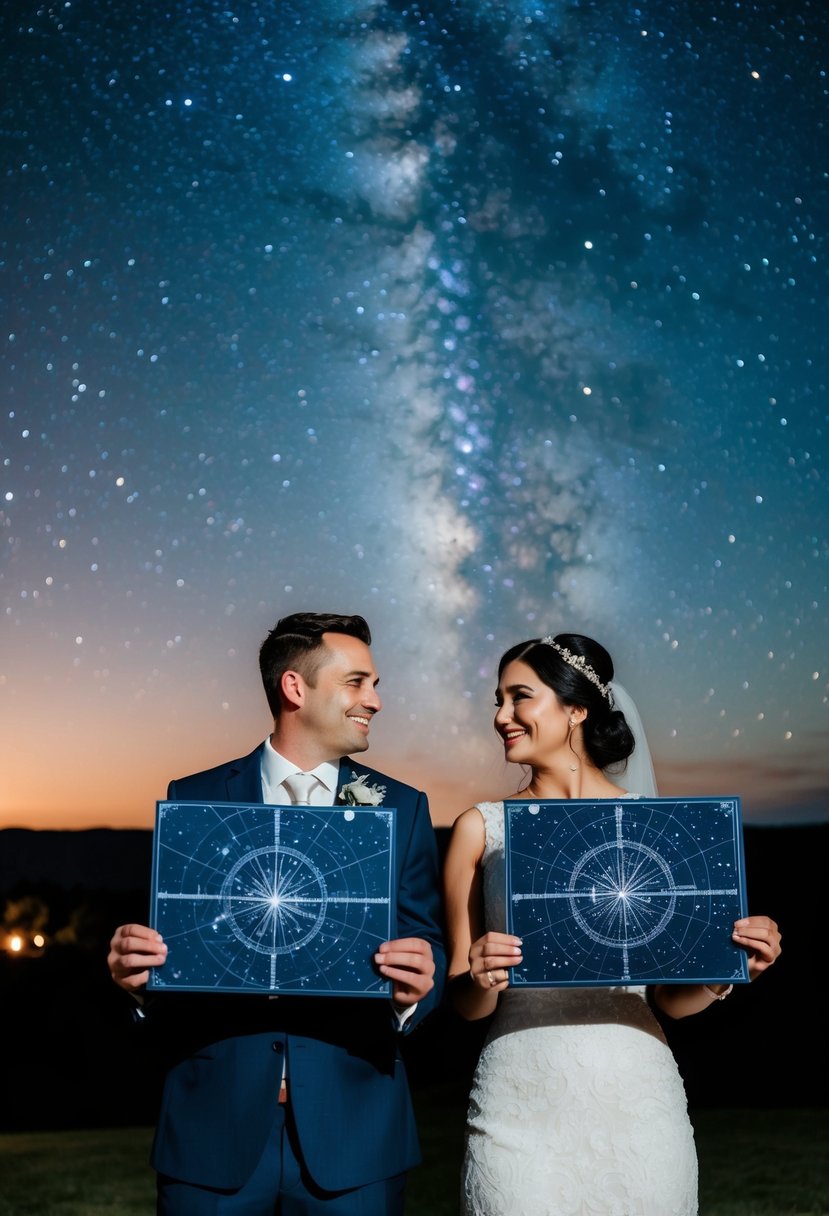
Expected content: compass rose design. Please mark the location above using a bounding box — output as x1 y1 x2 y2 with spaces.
568 838 676 949
221 845 328 955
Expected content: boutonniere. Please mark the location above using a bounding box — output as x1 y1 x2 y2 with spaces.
338 772 387 806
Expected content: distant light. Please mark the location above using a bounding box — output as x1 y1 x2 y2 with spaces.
33 934 45 948
282 73 292 82
9 935 23 953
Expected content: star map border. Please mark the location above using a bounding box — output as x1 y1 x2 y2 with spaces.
147 800 395 996
504 796 749 987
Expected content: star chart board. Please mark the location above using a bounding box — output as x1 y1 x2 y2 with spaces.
504 797 749 987
147 800 395 996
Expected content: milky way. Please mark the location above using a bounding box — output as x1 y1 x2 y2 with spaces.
2 1 827 827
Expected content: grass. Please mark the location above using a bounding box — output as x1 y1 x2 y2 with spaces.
0 1126 156 1216
691 1107 829 1216
0 1089 826 1215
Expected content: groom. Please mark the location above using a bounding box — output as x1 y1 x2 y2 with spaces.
108 612 445 1215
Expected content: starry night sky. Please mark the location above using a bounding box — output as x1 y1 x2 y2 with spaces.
2 0 827 830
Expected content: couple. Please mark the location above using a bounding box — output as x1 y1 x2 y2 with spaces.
109 611 781 1216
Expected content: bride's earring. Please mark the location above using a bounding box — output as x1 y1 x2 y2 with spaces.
568 719 579 771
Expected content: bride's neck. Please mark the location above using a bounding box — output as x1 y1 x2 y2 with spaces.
521 760 617 801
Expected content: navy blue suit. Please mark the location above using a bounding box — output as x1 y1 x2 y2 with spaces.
144 744 445 1195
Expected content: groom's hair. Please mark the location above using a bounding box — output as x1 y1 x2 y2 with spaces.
259 612 372 717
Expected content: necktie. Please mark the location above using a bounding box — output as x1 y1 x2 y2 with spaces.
283 771 318 805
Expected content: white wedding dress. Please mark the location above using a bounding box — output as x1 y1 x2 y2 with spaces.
461 802 698 1216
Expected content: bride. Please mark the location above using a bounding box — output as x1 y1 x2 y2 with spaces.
443 633 782 1216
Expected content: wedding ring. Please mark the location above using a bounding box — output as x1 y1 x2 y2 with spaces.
486 969 496 987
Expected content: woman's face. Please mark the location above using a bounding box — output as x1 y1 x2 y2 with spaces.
494 658 579 765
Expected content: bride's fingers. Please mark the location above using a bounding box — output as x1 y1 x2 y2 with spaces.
478 943 522 965
479 966 510 988
471 933 522 957
477 957 521 986
482 951 522 972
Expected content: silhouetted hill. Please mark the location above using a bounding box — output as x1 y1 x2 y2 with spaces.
2 821 825 901
0 827 153 892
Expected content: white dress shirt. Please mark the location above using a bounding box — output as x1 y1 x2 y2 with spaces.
260 738 339 807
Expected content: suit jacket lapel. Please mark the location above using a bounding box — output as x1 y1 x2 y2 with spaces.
336 757 352 801
226 743 266 804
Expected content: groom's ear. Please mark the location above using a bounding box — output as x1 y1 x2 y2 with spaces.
280 669 305 710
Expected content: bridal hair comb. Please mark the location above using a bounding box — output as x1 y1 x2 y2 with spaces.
539 638 611 700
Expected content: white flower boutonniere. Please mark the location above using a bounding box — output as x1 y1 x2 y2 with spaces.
339 772 387 806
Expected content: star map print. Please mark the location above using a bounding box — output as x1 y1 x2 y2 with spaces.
147 801 395 995
505 797 749 986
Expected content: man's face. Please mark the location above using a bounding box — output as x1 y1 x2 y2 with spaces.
298 632 382 760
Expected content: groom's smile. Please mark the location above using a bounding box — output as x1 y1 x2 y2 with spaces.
300 632 382 759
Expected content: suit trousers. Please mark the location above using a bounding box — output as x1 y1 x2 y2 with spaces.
156 1097 407 1216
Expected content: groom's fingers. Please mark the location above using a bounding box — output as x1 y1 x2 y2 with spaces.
383 971 434 1003
376 937 434 962
375 938 435 1002
108 923 167 989
375 938 435 974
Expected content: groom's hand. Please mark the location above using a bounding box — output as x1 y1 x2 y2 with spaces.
375 937 435 1007
108 923 168 991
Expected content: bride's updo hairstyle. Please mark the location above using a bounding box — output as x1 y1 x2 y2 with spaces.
497 632 635 771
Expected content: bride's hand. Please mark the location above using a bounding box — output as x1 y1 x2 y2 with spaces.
733 915 782 979
469 931 523 991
